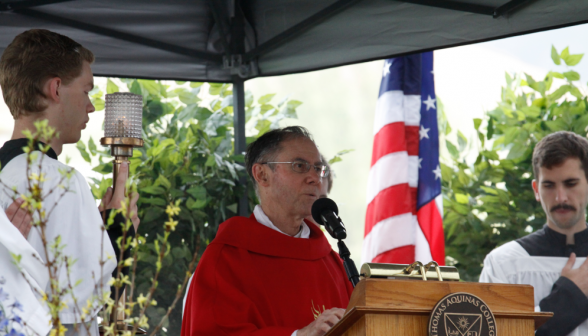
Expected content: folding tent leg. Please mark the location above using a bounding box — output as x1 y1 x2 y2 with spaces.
233 76 249 217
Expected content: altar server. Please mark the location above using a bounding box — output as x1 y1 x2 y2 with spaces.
480 131 588 336
0 29 139 335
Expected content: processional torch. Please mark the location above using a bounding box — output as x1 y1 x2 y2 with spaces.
100 92 144 191
99 92 144 331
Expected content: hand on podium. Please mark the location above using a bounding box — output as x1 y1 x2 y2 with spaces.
298 307 345 336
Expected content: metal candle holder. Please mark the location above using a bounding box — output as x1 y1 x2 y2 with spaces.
100 92 144 191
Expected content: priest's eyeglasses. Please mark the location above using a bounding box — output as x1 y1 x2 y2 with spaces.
262 160 330 177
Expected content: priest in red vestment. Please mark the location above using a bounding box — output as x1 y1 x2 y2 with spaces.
182 126 354 336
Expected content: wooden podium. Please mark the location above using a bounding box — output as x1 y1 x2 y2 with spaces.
325 279 553 336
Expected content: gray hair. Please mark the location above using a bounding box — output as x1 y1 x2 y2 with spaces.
245 126 315 193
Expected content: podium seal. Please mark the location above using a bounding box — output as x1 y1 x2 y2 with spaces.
428 292 497 336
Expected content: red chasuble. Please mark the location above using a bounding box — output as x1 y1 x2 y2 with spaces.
181 215 354 336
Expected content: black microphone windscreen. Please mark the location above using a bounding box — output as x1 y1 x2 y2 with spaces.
311 198 339 224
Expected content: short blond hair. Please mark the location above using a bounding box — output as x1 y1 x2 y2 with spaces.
0 29 94 119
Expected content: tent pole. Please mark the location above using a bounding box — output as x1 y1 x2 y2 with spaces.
231 0 249 217
233 75 249 217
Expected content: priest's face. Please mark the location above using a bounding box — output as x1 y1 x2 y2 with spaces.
266 137 322 218
532 157 588 232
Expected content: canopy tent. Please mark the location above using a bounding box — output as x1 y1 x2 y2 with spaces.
1 0 587 214
2 0 587 82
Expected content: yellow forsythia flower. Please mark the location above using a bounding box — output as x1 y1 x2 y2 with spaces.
165 219 178 231
165 203 181 216
49 324 68 336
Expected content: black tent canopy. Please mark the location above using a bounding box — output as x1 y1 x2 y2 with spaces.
1 0 587 214
1 0 587 82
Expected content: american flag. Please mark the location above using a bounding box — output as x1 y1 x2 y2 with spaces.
362 52 445 265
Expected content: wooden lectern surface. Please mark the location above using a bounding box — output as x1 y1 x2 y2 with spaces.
324 279 553 336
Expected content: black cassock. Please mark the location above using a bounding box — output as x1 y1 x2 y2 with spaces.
480 225 588 336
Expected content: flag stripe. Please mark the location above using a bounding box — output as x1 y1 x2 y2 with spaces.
366 153 419 205
371 123 419 166
415 223 433 262
416 197 445 264
373 91 421 135
362 213 416 263
364 184 416 237
373 245 415 264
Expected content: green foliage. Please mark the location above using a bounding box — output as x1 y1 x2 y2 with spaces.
328 149 354 165
442 46 587 281
79 79 301 334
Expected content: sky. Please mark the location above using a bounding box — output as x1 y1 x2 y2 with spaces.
1 22 588 265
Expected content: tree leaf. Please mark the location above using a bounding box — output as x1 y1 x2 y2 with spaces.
532 98 546 107
480 186 498 195
130 80 142 95
507 143 526 160
328 157 342 164
141 185 166 195
152 138 176 157
548 85 569 102
457 131 467 151
106 79 119 94
548 71 564 79
563 71 580 82
446 140 459 158
209 83 223 95
570 86 583 99
138 79 160 96
76 141 91 163
505 72 513 87
186 186 206 200
564 54 584 66
88 137 97 155
561 47 570 60
92 162 112 174
155 174 172 189
455 194 469 204
551 45 561 65
258 93 275 104
140 197 167 206
487 117 494 139
179 90 201 105
92 98 105 111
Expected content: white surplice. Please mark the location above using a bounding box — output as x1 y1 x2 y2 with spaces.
0 152 116 328
480 240 588 336
0 209 51 336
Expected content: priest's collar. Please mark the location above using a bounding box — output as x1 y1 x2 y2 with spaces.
544 223 588 246
0 138 58 170
517 223 588 257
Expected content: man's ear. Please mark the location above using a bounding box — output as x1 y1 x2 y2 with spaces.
532 179 541 202
252 163 271 187
44 77 62 104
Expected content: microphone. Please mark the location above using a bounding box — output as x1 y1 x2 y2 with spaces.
311 198 360 287
311 198 347 240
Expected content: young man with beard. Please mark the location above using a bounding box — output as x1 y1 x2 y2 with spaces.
0 29 139 335
480 131 588 336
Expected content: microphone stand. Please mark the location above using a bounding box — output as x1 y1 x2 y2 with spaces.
337 240 360 287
